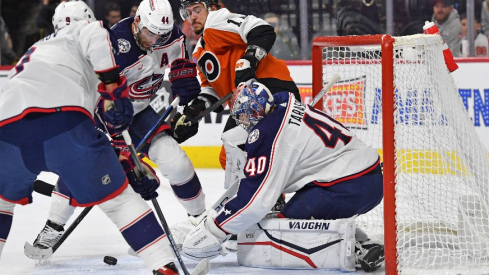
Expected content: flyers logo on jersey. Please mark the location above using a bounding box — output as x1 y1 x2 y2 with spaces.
197 51 221 82
324 76 367 128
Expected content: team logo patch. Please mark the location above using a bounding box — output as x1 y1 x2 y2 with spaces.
118 39 131 53
248 129 260 144
102 175 111 185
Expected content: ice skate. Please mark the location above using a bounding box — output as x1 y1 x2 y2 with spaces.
153 262 180 274
355 241 384 272
33 220 64 249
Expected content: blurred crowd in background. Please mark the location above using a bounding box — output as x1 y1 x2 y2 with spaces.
1 0 488 66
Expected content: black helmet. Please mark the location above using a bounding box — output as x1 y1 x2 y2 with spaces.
179 0 220 20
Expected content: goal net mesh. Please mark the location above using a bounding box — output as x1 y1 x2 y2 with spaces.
315 34 489 273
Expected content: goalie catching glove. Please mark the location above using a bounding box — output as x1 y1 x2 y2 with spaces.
168 59 201 106
171 97 209 143
119 150 160 200
182 210 230 260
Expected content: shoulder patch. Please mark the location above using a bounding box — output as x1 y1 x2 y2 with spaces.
248 129 260 144
118 38 131 53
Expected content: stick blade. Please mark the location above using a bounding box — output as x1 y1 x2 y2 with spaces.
24 242 53 260
190 258 211 275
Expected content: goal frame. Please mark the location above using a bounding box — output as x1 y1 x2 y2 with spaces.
312 34 397 275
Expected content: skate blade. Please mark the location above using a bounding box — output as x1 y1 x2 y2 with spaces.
24 242 53 260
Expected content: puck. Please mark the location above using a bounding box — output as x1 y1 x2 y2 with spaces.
103 255 117 266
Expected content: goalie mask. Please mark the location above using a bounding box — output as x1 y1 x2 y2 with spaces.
231 81 274 132
134 0 173 51
52 1 95 31
179 0 220 21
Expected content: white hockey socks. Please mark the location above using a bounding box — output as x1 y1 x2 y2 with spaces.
0 198 15 259
148 132 205 216
48 188 75 226
98 187 174 271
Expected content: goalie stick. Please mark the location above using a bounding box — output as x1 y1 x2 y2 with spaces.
121 131 210 275
310 73 341 107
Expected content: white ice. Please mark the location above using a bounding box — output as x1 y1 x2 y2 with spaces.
0 169 384 274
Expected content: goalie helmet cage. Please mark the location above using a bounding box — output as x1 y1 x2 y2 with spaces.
312 34 489 274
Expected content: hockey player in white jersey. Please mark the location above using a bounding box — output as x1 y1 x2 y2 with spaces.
30 0 207 261
182 81 385 272
0 2 180 274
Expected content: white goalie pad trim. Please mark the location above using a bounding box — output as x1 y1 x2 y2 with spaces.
237 218 356 271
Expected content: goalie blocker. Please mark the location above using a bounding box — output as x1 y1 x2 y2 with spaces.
237 217 356 271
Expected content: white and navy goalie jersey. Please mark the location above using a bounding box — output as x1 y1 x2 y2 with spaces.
111 17 188 114
215 92 380 234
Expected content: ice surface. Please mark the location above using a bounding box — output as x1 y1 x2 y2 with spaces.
0 169 383 274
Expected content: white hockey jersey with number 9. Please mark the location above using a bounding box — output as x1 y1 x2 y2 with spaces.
215 92 380 234
0 21 117 127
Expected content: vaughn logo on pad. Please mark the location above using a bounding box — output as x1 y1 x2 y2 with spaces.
289 221 330 230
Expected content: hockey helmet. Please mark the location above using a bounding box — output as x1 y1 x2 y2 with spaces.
52 1 95 31
134 0 174 50
231 80 274 132
179 0 220 21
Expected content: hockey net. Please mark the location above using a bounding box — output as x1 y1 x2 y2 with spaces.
312 34 489 274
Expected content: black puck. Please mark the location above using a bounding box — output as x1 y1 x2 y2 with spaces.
103 255 117 265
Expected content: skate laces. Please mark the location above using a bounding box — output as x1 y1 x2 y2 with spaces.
34 224 64 249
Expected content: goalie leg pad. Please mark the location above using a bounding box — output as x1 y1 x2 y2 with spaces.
149 133 205 216
237 218 356 271
0 198 15 258
98 187 174 270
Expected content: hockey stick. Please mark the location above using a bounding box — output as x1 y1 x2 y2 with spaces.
310 73 341 107
24 206 93 260
122 131 210 275
189 92 233 125
33 179 55 196
136 96 180 152
24 98 181 260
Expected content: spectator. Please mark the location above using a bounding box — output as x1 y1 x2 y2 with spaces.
129 2 139 17
0 16 18 65
105 2 121 28
432 0 462 57
336 0 382 36
460 13 488 56
481 0 489 36
263 13 300 60
35 0 68 38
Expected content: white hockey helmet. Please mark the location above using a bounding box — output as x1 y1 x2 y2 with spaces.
52 1 95 31
134 0 174 49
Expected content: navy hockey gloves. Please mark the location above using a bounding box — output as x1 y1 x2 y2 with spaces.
234 45 267 87
168 59 201 106
120 151 160 201
100 97 134 134
170 97 207 143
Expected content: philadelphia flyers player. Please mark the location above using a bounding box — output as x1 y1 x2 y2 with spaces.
182 81 385 272
173 0 296 206
28 0 205 269
0 2 180 274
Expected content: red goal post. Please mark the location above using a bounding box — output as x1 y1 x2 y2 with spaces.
312 34 489 274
